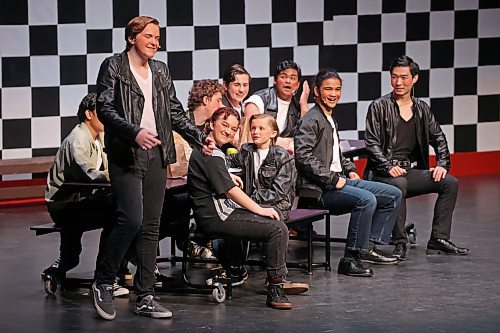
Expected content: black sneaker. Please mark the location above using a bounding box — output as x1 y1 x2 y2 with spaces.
135 295 172 319
392 243 407 261
206 267 247 287
266 284 292 310
91 282 116 320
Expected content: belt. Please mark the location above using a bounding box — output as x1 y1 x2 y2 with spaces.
390 159 411 168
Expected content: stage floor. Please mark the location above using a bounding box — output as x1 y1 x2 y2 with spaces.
1 174 499 332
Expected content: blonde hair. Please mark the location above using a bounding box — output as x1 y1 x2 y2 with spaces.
249 113 279 145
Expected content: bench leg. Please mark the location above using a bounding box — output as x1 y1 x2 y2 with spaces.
325 214 331 271
307 224 313 275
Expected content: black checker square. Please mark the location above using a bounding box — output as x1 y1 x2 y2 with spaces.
382 42 406 71
454 124 477 152
270 47 294 75
29 26 58 55
479 38 500 66
430 0 454 11
58 0 85 24
382 0 406 13
319 45 357 72
33 147 59 157
334 102 357 131
272 0 295 22
324 0 356 18
407 12 430 41
414 69 430 98
431 40 454 68
454 67 477 96
2 57 30 87
478 94 500 122
2 119 31 149
479 0 500 9
358 15 381 43
358 72 381 101
32 87 60 117
195 26 220 50
0 0 28 25
60 55 87 85
220 0 244 24
87 30 112 54
246 24 271 48
61 116 79 141
430 97 453 125
113 0 139 28
454 10 478 39
219 49 244 78
167 51 192 80
248 78 269 95
298 22 323 46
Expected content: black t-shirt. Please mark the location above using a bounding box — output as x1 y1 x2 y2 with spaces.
187 147 236 222
393 114 417 160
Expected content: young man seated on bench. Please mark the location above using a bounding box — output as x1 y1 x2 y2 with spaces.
43 93 128 296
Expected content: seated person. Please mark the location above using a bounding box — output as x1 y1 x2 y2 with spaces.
221 63 251 117
187 79 225 130
188 106 308 309
294 69 402 278
43 93 127 296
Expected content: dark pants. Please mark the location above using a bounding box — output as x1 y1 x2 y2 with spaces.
197 208 289 278
96 147 166 297
373 169 458 243
47 189 115 274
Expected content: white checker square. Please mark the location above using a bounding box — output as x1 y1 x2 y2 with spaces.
166 26 194 51
406 40 431 69
454 39 478 68
356 101 371 130
477 66 500 95
271 23 297 48
439 124 454 154
357 0 382 15
338 72 357 103
0 122 2 149
112 28 126 53
454 0 478 10
193 0 219 26
0 26 29 57
381 13 406 42
245 0 272 24
477 122 500 152
154 51 167 64
381 71 392 95
1 87 32 119
85 0 113 29
28 0 57 25
430 11 454 40
59 85 89 117
32 117 60 149
193 50 219 80
453 96 478 125
294 46 318 76
338 130 358 140
219 24 246 49
140 0 167 25
296 0 324 22
406 0 430 13
58 24 87 55
1 148 32 159
328 16 358 45
30 56 60 87
357 43 382 73
171 80 193 110
429 68 454 98
478 9 500 38
87 53 112 85
244 48 270 78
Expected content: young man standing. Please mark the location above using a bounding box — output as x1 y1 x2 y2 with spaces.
364 55 469 260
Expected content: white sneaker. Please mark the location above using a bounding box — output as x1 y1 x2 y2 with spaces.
112 281 129 297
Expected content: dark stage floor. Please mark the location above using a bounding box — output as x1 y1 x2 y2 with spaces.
1 175 499 332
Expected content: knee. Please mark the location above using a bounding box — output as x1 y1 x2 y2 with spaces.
358 193 377 210
442 174 459 193
391 179 408 198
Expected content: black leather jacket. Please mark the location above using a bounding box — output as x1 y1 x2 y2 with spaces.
96 51 205 167
230 143 296 219
252 86 300 137
364 92 451 178
294 105 356 199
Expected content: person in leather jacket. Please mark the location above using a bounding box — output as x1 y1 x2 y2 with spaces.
92 16 213 321
364 55 469 260
295 69 402 277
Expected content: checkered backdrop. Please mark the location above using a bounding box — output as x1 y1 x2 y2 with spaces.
1 0 499 174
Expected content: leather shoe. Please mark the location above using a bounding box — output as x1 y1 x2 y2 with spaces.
360 248 399 265
338 257 373 277
392 243 407 261
426 238 469 255
264 277 309 295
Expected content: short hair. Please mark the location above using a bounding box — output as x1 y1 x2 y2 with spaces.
390 55 420 77
187 80 226 111
77 93 97 122
273 60 302 80
125 16 159 51
250 113 280 145
203 106 241 135
313 68 342 97
222 64 251 85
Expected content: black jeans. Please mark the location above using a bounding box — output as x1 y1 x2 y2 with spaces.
47 189 115 274
197 208 289 278
96 147 166 297
373 168 459 243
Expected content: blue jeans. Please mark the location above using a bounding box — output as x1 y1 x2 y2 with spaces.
319 179 402 253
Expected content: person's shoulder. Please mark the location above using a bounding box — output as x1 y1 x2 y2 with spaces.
302 105 322 120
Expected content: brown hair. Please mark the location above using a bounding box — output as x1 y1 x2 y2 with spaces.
249 113 280 145
203 106 240 135
125 16 159 51
187 80 226 111
222 64 251 85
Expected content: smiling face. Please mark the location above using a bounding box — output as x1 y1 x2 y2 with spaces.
251 117 278 150
204 91 224 115
128 23 160 60
390 66 418 98
274 68 300 101
210 114 240 147
315 77 342 111
226 73 250 106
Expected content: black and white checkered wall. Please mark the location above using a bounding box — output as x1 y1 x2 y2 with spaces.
1 0 499 165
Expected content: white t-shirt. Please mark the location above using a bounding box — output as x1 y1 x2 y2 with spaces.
244 95 289 134
253 148 270 178
130 65 157 134
326 114 342 172
95 139 103 171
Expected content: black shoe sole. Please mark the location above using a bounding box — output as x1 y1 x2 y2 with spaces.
338 270 373 277
426 248 469 255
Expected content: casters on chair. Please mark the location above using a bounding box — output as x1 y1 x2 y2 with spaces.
211 282 226 303
41 267 61 295
406 223 417 246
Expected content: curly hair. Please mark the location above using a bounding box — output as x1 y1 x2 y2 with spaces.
187 79 226 111
203 106 240 135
